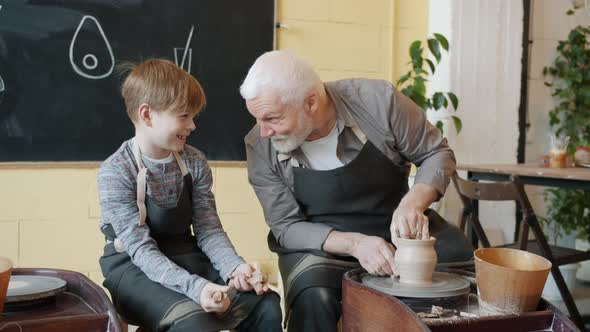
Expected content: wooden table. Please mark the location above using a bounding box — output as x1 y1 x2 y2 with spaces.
457 164 590 190
456 163 590 245
0 268 123 332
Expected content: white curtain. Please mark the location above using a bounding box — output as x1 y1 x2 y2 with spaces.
429 0 523 245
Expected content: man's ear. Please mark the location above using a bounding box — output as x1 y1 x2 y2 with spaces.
137 103 152 127
306 91 319 114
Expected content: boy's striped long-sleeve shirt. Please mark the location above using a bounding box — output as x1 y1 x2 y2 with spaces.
98 138 245 305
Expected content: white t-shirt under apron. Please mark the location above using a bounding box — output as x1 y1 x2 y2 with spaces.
300 119 345 170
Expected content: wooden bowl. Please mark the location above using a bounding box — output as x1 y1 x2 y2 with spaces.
0 257 13 318
475 248 551 314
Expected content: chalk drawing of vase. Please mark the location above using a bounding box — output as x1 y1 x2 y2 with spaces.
69 15 114 80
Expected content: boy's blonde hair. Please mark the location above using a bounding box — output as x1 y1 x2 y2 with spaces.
121 59 206 123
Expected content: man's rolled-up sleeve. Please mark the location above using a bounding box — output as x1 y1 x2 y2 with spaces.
388 87 456 197
246 141 333 250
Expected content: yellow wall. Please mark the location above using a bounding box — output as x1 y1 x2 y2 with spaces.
0 0 429 288
393 0 430 81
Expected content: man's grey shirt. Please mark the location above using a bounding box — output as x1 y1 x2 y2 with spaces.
245 79 456 250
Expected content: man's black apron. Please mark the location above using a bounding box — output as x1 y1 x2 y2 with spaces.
99 145 265 332
268 140 473 322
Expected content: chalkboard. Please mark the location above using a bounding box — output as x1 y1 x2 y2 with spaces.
0 0 274 161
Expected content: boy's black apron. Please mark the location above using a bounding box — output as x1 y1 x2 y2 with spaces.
99 142 264 332
268 139 473 323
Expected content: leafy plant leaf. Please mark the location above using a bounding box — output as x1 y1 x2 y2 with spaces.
414 67 427 75
451 116 462 134
447 92 459 110
434 33 449 51
428 38 442 63
425 59 436 74
432 92 445 110
436 120 444 134
412 56 423 70
396 71 411 87
409 41 422 60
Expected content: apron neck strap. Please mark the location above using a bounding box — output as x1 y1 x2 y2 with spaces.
351 125 367 144
132 139 144 171
133 139 147 226
173 152 189 176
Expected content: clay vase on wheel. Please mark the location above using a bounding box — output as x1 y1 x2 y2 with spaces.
395 237 437 285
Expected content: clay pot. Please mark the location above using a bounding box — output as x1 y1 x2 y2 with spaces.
0 257 13 318
475 248 551 314
395 237 437 285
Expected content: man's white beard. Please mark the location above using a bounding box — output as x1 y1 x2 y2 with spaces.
271 115 313 153
271 135 304 153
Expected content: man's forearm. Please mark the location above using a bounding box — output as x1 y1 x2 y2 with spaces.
322 230 364 256
399 183 439 211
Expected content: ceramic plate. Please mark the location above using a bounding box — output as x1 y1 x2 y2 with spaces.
6 275 67 303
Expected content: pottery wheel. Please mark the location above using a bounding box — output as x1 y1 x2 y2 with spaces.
6 275 67 303
362 272 470 298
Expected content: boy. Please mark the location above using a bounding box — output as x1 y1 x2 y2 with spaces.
98 59 281 332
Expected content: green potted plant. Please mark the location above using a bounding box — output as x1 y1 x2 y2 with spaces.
540 9 590 286
396 33 461 135
542 25 590 155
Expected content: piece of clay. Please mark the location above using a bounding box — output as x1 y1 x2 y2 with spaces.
213 290 225 302
247 271 268 293
417 312 440 318
431 305 444 315
459 311 478 318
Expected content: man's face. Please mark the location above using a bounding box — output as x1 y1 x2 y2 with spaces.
246 93 313 153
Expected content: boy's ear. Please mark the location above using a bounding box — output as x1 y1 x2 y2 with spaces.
138 103 152 127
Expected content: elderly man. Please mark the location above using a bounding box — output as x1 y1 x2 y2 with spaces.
240 50 472 331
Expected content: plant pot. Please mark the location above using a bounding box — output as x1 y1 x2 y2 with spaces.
542 263 580 300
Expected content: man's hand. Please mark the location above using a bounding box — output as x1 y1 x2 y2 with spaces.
351 235 396 276
199 283 231 313
390 183 439 242
390 204 430 242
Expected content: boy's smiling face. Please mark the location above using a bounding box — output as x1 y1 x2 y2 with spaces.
140 105 197 158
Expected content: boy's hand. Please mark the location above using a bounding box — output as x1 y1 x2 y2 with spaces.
199 283 231 313
231 263 255 292
230 263 270 295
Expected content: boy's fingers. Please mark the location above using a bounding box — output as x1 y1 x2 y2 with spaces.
238 276 250 290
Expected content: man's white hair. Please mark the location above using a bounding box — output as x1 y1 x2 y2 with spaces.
240 50 323 107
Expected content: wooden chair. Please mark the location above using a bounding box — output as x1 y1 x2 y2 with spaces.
452 172 590 329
